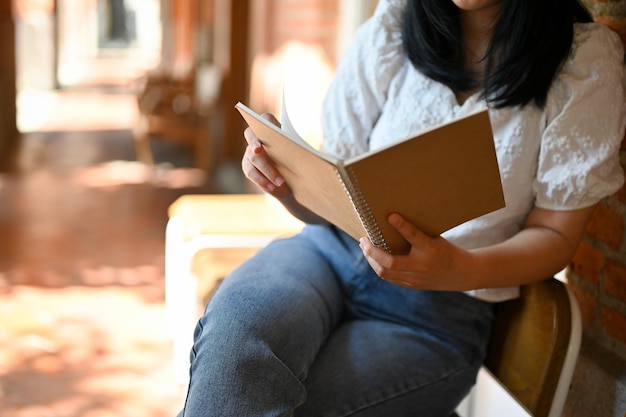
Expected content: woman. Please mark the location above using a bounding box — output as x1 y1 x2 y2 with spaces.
179 0 624 416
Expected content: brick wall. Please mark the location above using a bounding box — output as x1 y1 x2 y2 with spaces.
568 0 626 360
265 0 339 62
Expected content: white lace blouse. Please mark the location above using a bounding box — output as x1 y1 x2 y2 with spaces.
321 0 625 301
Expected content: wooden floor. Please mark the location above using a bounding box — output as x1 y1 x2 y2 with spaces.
0 83 226 416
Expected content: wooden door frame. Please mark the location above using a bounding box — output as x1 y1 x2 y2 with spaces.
0 0 18 172
212 0 251 164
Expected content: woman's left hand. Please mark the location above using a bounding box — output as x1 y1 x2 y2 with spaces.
361 206 597 291
359 213 471 291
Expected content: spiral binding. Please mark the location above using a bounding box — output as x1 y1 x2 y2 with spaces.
337 167 390 252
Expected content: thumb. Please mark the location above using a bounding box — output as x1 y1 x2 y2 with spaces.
388 213 429 248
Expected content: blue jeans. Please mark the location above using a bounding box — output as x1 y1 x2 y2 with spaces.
178 225 494 417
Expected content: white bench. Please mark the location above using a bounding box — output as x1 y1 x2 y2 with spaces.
164 194 303 383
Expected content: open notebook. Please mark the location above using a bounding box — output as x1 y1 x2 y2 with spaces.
236 102 505 254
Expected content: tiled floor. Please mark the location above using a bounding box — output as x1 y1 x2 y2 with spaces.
0 79 225 416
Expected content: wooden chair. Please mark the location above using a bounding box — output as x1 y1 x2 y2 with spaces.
133 64 221 173
455 277 582 417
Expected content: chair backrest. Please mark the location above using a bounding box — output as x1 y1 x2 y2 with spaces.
484 278 582 417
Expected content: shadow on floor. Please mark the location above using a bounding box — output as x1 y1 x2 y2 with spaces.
0 124 228 416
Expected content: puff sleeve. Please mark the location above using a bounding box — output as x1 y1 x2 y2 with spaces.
534 24 625 210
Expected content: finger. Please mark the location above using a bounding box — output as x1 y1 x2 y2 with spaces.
359 237 389 260
244 126 262 147
388 213 430 246
243 143 285 188
361 251 422 287
241 152 277 192
261 113 280 126
383 277 416 289
243 113 280 146
390 213 459 280
384 276 429 290
360 237 406 277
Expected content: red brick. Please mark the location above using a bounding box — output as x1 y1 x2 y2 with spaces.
585 204 625 250
600 307 626 345
605 259 626 302
272 0 338 59
569 285 597 326
570 242 604 284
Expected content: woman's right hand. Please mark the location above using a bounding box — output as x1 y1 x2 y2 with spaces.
241 113 292 199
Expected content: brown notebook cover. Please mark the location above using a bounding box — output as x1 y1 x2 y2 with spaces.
235 102 505 254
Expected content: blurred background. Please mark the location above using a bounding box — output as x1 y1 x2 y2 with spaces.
0 0 377 416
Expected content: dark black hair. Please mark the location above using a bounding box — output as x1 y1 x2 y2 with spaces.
402 0 593 108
